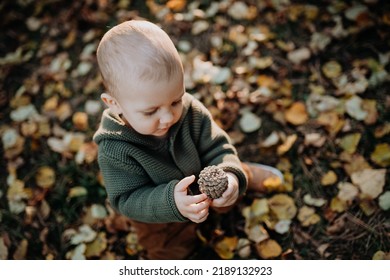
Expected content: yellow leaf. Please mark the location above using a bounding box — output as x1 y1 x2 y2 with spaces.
245 224 269 243
317 112 345 136
372 251 390 260
371 143 390 167
125 232 142 256
72 112 89 131
277 134 297 155
35 166 55 189
351 169 386 199
85 232 107 258
268 194 297 220
263 176 283 191
256 239 282 259
13 239 28 260
330 197 348 213
167 0 186 11
321 170 338 186
322 60 342 79
0 237 8 260
359 200 377 216
362 99 378 125
214 236 238 259
297 206 321 227
341 153 372 176
68 186 88 198
338 133 361 154
285 102 309 125
374 123 390 138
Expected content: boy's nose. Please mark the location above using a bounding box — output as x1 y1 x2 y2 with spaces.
160 110 174 124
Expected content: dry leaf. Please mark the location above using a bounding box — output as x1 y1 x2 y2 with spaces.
303 194 327 207
345 96 368 121
372 251 390 260
378 191 390 211
85 232 107 258
35 166 56 189
70 225 97 245
13 239 28 260
245 224 269 243
297 206 321 227
337 182 359 203
125 232 142 256
277 134 297 155
322 60 342 79
274 220 291 234
214 236 238 259
237 238 251 258
287 47 311 64
0 237 8 260
256 239 282 259
285 102 309 125
239 111 262 133
370 143 390 167
351 169 386 199
321 171 338 186
330 197 348 213
338 133 361 154
268 194 297 220
72 112 89 130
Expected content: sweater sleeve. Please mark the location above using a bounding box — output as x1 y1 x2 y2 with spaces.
98 144 188 223
191 98 247 195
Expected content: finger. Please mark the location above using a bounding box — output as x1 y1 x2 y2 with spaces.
175 175 195 192
183 193 208 204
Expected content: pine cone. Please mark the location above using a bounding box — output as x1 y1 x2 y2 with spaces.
198 166 228 199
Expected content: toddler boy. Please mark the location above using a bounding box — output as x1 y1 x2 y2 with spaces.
93 20 282 259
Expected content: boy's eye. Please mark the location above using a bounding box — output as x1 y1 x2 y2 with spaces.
172 99 182 106
143 110 157 116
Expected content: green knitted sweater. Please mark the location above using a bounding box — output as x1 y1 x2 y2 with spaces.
93 93 247 223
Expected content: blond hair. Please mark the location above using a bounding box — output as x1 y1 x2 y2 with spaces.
97 20 183 97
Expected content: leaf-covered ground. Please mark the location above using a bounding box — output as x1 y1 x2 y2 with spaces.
0 0 389 260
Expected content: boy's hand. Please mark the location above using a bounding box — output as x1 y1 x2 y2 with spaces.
174 175 210 223
210 172 239 208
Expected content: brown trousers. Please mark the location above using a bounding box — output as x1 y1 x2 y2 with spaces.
131 163 252 259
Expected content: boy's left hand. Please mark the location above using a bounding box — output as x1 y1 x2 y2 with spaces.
210 172 239 208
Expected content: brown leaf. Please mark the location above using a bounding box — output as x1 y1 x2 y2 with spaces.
256 239 282 259
285 102 309 125
214 236 238 259
36 166 56 189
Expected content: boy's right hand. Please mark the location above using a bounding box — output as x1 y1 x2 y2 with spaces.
174 175 210 223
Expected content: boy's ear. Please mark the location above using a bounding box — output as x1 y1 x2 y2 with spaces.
101 93 122 115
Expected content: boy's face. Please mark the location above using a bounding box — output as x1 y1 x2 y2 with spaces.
105 73 185 137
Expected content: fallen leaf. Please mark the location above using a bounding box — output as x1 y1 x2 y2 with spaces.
13 239 28 260
351 169 386 199
245 224 269 243
256 239 282 259
372 251 390 260
70 225 97 245
345 96 368 121
68 186 88 199
268 194 297 220
287 47 311 64
274 220 291 234
297 206 321 227
321 171 338 186
72 112 89 131
378 191 390 211
359 200 377 216
374 123 390 138
285 102 309 125
337 182 359 203
35 166 56 189
322 60 342 79
237 238 251 258
304 133 326 147
125 232 142 256
277 134 297 155
0 237 8 260
214 236 238 259
303 194 327 207
330 197 348 213
239 111 262 133
338 133 361 154
85 232 107 258
370 143 390 167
